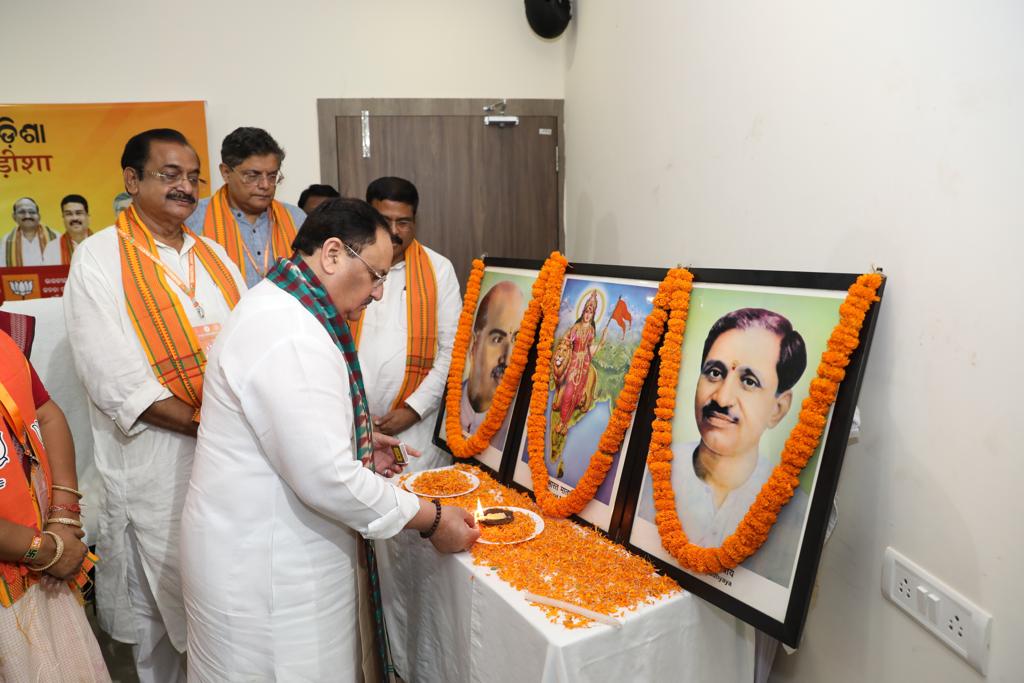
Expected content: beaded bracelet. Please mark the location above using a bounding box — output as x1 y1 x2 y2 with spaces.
420 499 442 539
51 485 83 498
23 533 43 562
47 517 83 528
28 531 64 572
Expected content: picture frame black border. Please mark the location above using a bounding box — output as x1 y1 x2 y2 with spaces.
506 260 669 539
432 257 545 483
616 267 886 649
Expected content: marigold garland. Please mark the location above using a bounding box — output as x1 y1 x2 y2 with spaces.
527 264 695 518
647 273 884 574
444 253 562 457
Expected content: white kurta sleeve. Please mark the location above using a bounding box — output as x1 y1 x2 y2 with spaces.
63 240 172 436
403 257 461 419
233 327 420 539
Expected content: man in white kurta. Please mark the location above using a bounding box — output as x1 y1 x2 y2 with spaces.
359 178 461 471
181 198 478 681
64 131 245 683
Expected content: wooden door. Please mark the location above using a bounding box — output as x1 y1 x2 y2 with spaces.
318 99 564 286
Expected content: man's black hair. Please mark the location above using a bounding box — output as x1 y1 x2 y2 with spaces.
61 194 89 213
365 176 419 214
701 308 807 394
298 184 340 212
221 127 285 168
292 198 389 256
120 129 191 176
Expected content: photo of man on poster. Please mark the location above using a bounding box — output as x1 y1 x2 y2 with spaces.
460 280 526 444
637 307 810 587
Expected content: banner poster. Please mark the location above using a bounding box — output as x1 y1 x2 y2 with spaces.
0 101 209 277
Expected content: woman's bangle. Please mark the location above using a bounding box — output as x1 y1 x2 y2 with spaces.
28 531 64 572
47 517 83 528
23 533 43 562
420 499 443 539
51 485 83 498
49 503 83 515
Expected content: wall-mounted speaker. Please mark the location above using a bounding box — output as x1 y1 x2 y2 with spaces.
525 0 572 39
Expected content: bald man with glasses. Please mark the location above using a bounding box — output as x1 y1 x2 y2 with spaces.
185 127 305 287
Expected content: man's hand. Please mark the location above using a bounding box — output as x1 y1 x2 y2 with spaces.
374 405 420 436
362 431 421 478
429 505 480 553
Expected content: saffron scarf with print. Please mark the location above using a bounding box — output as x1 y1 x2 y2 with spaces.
119 206 241 409
3 225 59 266
350 239 438 410
202 186 297 281
266 254 397 680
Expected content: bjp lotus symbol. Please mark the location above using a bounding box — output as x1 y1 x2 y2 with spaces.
10 279 34 299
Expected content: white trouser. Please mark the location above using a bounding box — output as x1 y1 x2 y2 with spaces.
125 526 186 683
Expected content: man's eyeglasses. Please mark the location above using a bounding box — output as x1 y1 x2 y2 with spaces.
343 242 387 288
144 170 207 187
231 168 285 186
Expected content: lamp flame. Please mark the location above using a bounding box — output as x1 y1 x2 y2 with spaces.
474 499 484 522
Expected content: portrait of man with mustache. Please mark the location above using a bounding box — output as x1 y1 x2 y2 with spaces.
637 307 811 587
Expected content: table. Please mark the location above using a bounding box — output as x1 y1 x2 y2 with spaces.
377 519 758 682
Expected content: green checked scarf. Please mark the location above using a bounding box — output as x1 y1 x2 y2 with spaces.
267 253 396 681
267 253 373 459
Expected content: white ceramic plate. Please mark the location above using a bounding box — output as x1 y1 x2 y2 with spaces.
476 507 545 545
404 468 480 498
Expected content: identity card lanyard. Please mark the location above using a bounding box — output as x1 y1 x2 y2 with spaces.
117 229 205 319
239 234 272 277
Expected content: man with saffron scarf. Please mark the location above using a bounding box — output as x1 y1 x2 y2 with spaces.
353 177 461 471
1 198 60 267
43 194 92 265
185 126 305 287
181 198 478 681
64 129 245 683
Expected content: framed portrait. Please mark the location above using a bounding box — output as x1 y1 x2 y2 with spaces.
511 263 667 534
620 268 885 647
433 258 542 479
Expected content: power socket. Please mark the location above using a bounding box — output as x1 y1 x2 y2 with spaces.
882 547 992 675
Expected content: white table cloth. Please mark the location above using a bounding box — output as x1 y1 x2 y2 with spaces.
377 528 757 683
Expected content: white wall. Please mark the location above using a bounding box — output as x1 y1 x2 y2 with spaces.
4 0 566 201
564 2 1024 682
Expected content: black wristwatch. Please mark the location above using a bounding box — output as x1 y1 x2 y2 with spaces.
420 499 442 539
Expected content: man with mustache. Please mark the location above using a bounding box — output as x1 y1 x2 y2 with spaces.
638 307 809 587
459 281 527 444
1 197 60 267
185 127 305 287
64 128 245 683
43 194 92 265
354 177 461 471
